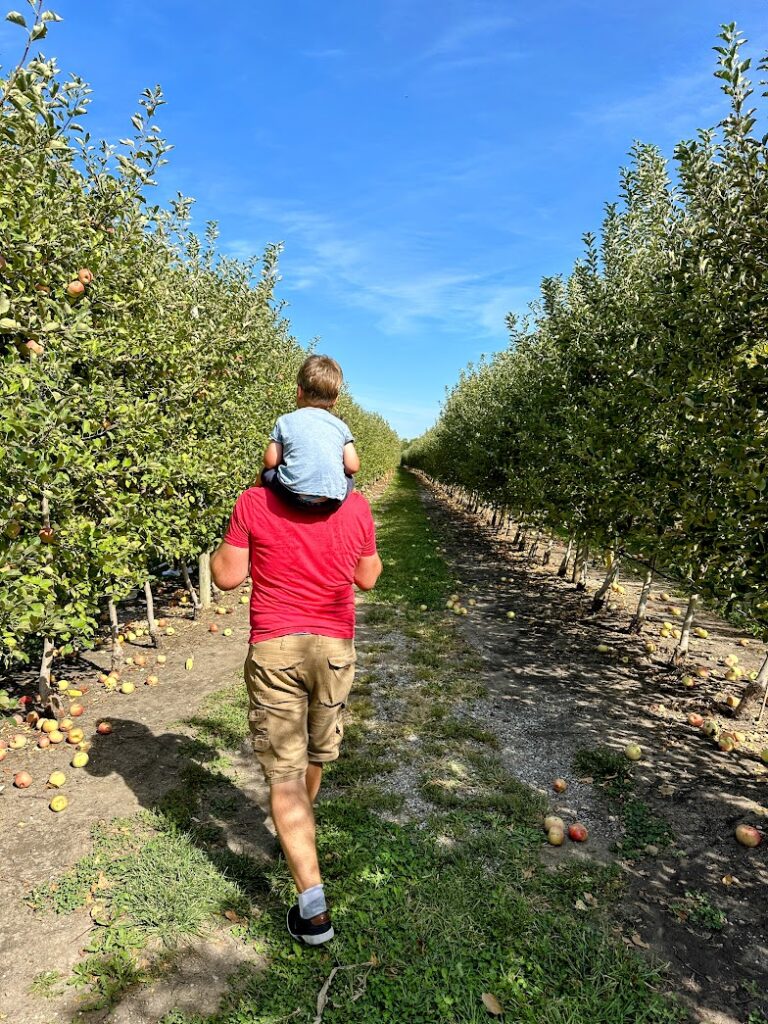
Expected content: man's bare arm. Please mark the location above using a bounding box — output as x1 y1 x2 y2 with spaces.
354 553 382 591
211 542 250 591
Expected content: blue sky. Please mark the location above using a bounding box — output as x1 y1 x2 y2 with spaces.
3 1 767 437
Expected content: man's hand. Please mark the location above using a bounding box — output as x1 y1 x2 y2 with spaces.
211 542 250 591
354 553 382 591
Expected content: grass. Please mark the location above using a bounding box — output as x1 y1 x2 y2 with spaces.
572 746 673 859
25 469 683 1023
670 890 727 932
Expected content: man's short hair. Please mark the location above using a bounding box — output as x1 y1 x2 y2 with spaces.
297 355 343 408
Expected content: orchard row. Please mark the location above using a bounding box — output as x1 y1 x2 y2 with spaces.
0 11 400 694
404 26 768 715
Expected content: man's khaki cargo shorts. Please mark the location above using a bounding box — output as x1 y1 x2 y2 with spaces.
243 633 356 785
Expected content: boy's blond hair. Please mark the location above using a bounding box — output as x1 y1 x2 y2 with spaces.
297 354 343 408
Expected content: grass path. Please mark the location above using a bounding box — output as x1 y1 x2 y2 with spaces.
20 471 683 1024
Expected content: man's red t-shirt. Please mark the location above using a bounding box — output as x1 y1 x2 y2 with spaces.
223 487 377 644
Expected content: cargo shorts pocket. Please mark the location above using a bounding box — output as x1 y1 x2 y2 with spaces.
321 652 357 709
247 707 270 752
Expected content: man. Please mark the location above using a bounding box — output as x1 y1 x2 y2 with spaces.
211 477 382 945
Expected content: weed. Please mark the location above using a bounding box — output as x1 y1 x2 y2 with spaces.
670 890 727 931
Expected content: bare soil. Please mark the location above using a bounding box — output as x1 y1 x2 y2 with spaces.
0 585 271 1024
416 477 768 1024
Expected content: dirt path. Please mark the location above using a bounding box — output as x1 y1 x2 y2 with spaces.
0 588 271 1024
415 477 768 1024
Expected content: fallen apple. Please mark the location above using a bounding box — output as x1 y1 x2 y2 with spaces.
145 674 159 686
133 654 147 668
48 770 66 788
687 713 704 728
693 628 709 639
547 826 565 846
69 703 84 717
725 695 739 709
419 604 428 612
209 623 219 633
156 654 167 665
506 610 516 620
543 815 565 831
761 749 768 765
14 771 32 788
59 718 73 732
597 644 610 654
724 654 739 668
568 823 588 842
157 618 168 628
49 794 68 812
166 627 176 636
239 596 248 604
37 735 50 749
96 721 113 735
66 728 84 745
643 641 656 655
71 751 89 768
701 719 718 737
120 682 135 695
0 748 7 761
9 734 27 749
552 778 568 794
185 657 194 671
66 688 83 698
624 743 642 761
681 675 696 688
735 824 763 848
223 628 233 637
738 638 750 647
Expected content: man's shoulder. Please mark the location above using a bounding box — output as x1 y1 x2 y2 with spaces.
344 491 373 520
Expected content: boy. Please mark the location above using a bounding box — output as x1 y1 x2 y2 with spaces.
260 354 360 508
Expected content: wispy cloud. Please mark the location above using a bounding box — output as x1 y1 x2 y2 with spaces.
301 47 347 60
229 199 534 340
421 15 518 60
582 68 723 141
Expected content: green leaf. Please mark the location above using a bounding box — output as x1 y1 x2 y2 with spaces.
30 20 47 39
5 11 27 26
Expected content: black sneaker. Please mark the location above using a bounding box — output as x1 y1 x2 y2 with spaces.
286 903 335 945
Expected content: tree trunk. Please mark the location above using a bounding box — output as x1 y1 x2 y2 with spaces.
108 598 122 670
734 652 768 722
37 636 61 714
542 539 554 566
512 526 523 547
558 535 574 577
590 553 622 613
628 563 655 633
670 593 699 666
198 551 212 609
181 563 202 618
527 531 541 564
144 580 159 647
576 545 589 591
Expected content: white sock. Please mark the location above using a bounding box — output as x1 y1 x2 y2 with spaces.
298 884 327 919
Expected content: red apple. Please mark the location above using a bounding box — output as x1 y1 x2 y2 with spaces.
14 771 32 789
37 735 50 749
69 703 84 717
96 721 113 735
209 623 219 633
38 526 55 544
552 778 568 794
568 823 588 842
687 713 704 728
735 824 763 848
0 749 7 761
66 280 85 298
77 268 94 285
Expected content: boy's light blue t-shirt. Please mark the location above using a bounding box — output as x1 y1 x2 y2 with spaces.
270 407 354 500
